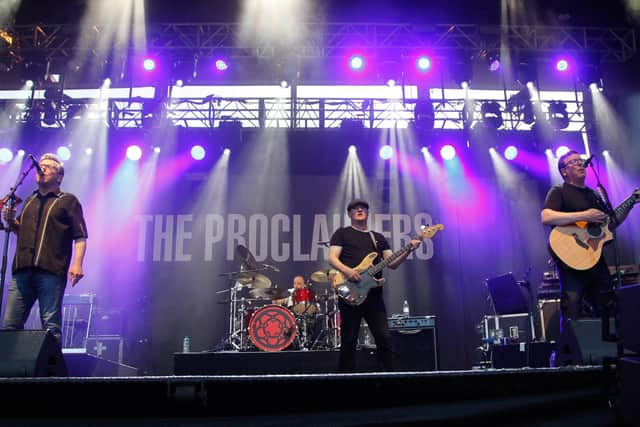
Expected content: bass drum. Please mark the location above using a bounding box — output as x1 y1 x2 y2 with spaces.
248 304 297 352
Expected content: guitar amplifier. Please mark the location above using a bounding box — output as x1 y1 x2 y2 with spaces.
388 316 436 330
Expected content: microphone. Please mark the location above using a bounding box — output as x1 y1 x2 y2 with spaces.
582 154 595 168
28 154 43 175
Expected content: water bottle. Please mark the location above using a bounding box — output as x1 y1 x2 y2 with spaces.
182 336 191 353
402 300 410 317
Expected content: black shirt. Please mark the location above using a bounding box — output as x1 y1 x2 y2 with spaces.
543 182 607 215
542 182 607 265
13 190 88 277
329 226 390 279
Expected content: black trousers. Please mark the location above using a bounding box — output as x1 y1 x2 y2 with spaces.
557 256 613 331
337 287 393 372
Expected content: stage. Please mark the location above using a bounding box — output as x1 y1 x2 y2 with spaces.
0 366 620 426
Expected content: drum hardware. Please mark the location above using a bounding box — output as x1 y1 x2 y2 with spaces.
249 287 289 300
310 269 338 284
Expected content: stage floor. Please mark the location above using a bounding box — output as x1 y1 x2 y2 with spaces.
0 366 621 426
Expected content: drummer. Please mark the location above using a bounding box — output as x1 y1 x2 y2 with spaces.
273 274 306 308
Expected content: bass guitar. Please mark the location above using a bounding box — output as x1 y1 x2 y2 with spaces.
331 224 444 306
549 188 639 270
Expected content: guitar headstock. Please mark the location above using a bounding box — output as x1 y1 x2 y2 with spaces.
419 224 444 239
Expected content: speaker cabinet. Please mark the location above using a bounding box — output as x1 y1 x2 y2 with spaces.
617 284 640 354
390 328 437 371
538 299 560 342
555 319 618 366
0 330 67 377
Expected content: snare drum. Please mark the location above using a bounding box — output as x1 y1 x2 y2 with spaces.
248 304 297 352
292 287 318 315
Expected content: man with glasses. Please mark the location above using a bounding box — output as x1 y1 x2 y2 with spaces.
328 199 421 372
2 153 88 346
540 150 636 339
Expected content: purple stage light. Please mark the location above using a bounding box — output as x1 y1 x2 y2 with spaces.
191 145 206 160
379 145 393 160
215 59 229 72
440 145 456 160
504 145 518 160
56 146 71 161
142 58 156 72
349 55 365 71
555 59 569 72
416 56 432 72
126 145 143 161
0 148 13 163
555 145 570 158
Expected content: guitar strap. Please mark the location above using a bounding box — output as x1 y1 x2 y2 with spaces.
368 231 383 259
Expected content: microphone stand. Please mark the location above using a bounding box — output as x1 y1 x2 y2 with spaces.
518 268 534 368
587 161 620 346
0 163 36 317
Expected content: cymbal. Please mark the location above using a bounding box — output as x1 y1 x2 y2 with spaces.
249 287 290 300
236 273 272 289
310 269 338 284
236 245 258 270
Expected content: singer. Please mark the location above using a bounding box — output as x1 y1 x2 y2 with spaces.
540 150 638 362
1 153 88 346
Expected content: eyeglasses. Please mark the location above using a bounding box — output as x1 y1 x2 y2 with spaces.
39 164 59 172
563 158 584 167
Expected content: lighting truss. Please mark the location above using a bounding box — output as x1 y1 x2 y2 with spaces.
8 22 637 65
0 85 585 131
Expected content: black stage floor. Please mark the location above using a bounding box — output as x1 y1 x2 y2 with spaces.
0 363 627 426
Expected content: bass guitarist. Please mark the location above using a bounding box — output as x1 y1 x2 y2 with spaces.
541 150 638 336
328 198 422 372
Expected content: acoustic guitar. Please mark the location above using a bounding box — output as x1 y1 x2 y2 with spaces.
549 189 639 270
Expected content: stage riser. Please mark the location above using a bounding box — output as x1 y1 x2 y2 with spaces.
174 346 437 375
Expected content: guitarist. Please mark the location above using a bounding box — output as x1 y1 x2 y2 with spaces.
540 150 637 335
328 199 422 372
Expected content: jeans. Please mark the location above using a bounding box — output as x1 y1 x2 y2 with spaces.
3 269 66 343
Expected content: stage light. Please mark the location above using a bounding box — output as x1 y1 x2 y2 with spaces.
215 59 229 72
126 145 143 161
379 145 393 160
348 145 357 154
547 101 569 130
153 146 161 154
85 148 93 156
386 79 396 87
413 98 434 130
280 80 289 88
440 145 456 160
175 79 184 87
223 148 231 155
56 146 71 161
191 145 206 160
349 55 365 71
555 145 570 158
142 58 156 72
504 145 518 160
416 56 432 72
421 147 429 155
17 149 25 157
480 101 503 129
0 148 13 163
555 59 569 72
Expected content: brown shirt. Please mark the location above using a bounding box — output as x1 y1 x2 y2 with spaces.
12 190 88 277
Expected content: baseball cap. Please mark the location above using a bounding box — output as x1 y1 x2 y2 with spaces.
347 198 369 212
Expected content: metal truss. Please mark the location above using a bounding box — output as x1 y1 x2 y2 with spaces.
0 87 586 132
6 22 637 65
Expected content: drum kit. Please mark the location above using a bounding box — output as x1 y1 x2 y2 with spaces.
218 245 341 352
